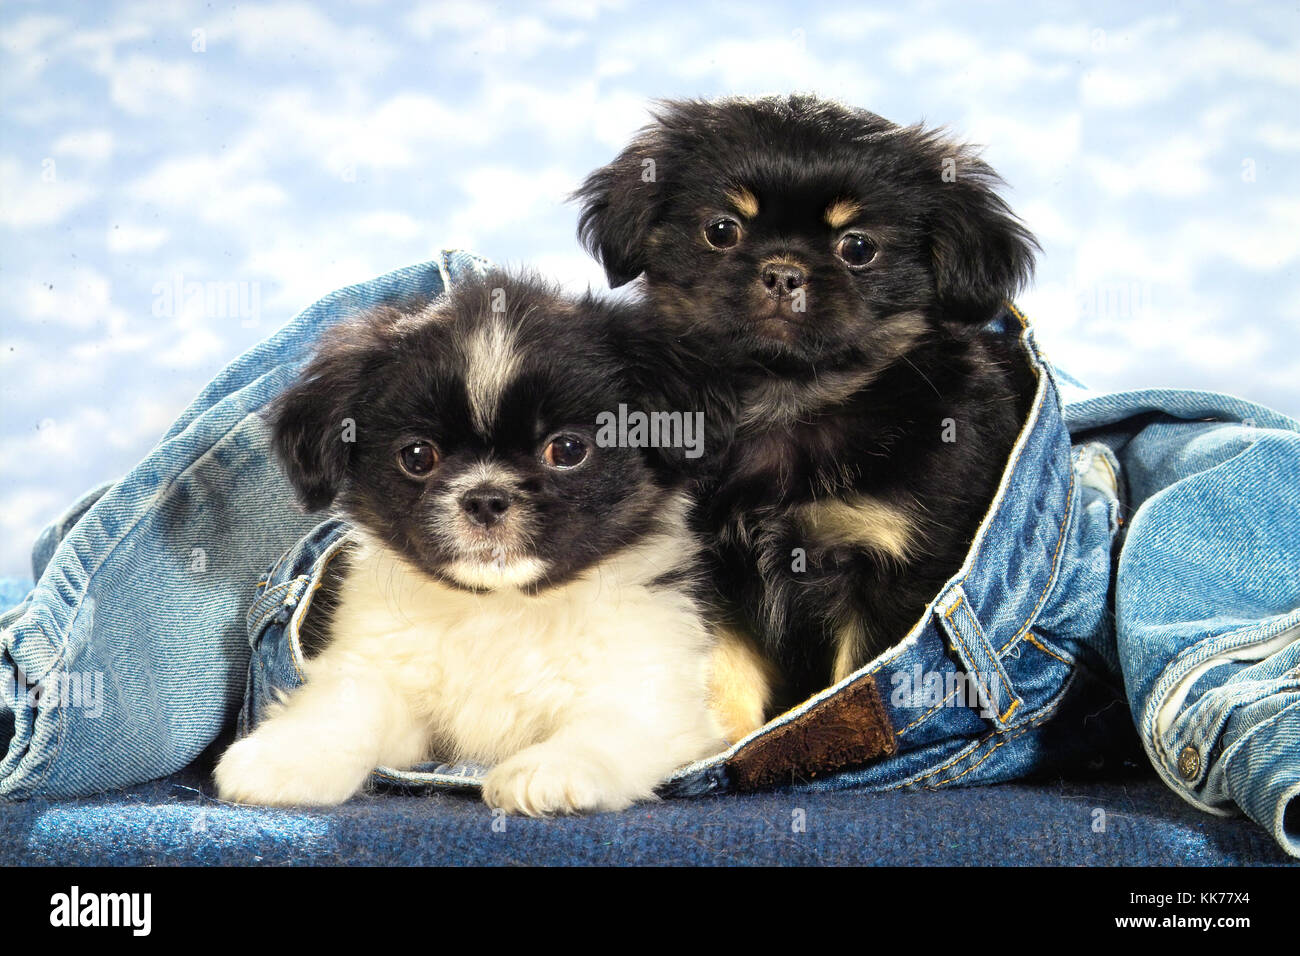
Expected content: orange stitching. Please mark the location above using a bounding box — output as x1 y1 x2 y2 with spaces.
943 595 964 620
1005 300 1031 330
896 684 967 736
947 600 1016 721
1006 467 1076 649
908 734 984 786
1025 632 1070 666
889 683 1068 792
946 620 978 676
285 538 350 683
930 723 1035 787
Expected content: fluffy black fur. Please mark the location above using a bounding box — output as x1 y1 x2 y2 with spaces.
270 270 730 595
575 95 1039 708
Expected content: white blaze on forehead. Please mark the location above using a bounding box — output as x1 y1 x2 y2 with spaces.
463 316 520 433
443 460 520 498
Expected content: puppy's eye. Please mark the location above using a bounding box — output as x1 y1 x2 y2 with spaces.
837 233 878 267
704 217 741 249
542 434 589 469
397 441 439 479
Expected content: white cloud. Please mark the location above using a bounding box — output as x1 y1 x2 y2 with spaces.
154 326 227 369
107 54 200 115
351 211 425 241
0 486 66 576
1018 199 1075 245
522 249 609 293
1025 20 1092 57
1080 65 1179 110
128 152 287 226
1083 137 1214 198
0 400 180 479
0 14 70 56
224 88 498 182
241 236 389 317
964 111 1083 180
201 1 398 75
404 0 590 58
107 223 170 254
1028 277 1275 390
1072 225 1193 288
1257 122 1300 152
668 35 830 93
889 30 981 74
533 0 628 19
1181 198 1300 273
3 266 124 332
0 157 98 228
60 23 153 75
441 164 579 251
1078 21 1300 110
51 129 115 164
66 328 156 366
1178 30 1300 89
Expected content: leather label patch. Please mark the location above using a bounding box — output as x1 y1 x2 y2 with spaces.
726 675 897 791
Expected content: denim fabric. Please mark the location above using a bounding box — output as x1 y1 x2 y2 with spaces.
1062 386 1300 857
2 257 1296 859
6 762 1292 865
0 251 490 800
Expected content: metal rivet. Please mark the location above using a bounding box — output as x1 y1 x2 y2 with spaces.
1177 746 1200 781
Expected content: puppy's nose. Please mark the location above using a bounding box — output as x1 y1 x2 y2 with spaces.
760 262 806 295
460 485 510 527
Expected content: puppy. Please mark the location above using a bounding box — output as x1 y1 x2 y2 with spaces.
575 95 1039 716
215 272 727 813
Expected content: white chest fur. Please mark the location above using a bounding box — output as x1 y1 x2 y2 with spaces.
216 515 724 814
325 532 717 765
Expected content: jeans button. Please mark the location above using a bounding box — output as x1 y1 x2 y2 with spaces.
1177 746 1200 781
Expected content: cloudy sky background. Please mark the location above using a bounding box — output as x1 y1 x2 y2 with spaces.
2 0 1298 577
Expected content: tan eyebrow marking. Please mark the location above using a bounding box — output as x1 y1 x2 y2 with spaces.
725 187 759 219
825 199 863 229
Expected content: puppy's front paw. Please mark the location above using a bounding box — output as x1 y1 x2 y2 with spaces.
482 748 645 816
214 732 372 807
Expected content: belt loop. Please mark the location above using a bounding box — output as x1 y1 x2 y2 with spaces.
934 584 1025 729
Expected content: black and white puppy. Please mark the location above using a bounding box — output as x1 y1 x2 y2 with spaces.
575 95 1039 718
215 272 727 813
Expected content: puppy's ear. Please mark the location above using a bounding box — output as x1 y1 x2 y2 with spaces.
269 312 394 510
573 128 665 288
928 146 1039 322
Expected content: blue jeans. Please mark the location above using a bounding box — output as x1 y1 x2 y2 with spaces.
3 255 1297 858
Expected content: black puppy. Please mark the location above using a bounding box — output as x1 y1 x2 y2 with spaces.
575 95 1039 717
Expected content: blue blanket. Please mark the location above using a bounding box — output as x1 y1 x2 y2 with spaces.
5 749 1291 866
